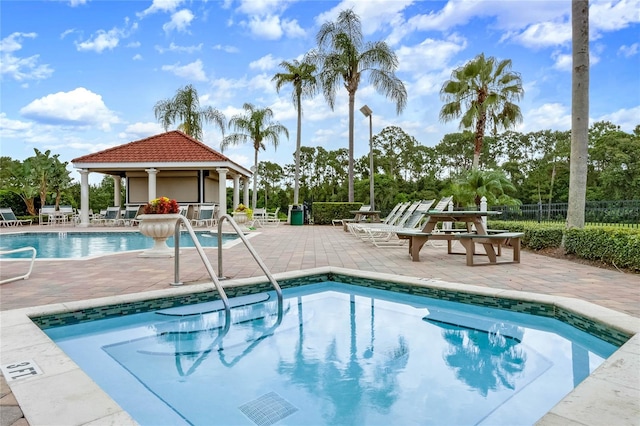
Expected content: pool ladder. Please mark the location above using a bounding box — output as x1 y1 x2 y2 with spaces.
171 215 283 318
0 247 37 285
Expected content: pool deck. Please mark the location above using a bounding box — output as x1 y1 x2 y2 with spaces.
1 223 639 425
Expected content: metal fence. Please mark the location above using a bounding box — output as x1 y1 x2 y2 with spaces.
492 200 640 228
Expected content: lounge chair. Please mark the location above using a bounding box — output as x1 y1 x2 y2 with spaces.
262 207 280 226
91 206 120 226
39 205 57 225
359 200 436 247
191 204 217 227
118 205 142 226
0 208 32 227
347 201 410 235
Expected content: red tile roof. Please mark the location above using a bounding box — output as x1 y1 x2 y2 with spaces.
72 130 232 164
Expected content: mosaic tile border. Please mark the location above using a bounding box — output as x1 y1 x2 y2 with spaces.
31 271 631 346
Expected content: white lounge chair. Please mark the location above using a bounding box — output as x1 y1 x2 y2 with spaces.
191 204 217 227
0 208 32 227
359 200 437 247
118 205 142 226
91 206 120 226
39 205 57 225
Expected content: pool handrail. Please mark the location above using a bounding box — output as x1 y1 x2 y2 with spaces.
0 246 37 285
171 216 231 321
217 213 284 307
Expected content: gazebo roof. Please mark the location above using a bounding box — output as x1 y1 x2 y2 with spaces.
71 130 251 177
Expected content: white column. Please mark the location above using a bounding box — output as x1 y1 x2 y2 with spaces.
113 175 121 207
145 168 158 201
243 178 250 207
217 168 228 218
79 169 90 227
233 174 240 209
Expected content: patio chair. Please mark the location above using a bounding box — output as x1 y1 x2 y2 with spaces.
0 208 32 227
91 206 120 226
58 205 74 225
347 201 410 235
262 207 280 226
39 205 57 225
191 204 217 227
359 200 437 247
118 205 142 226
251 208 267 227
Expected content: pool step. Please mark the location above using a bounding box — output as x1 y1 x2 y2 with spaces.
156 293 270 316
423 308 524 342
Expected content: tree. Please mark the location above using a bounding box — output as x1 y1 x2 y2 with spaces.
221 103 289 209
439 53 524 169
455 169 518 209
567 0 589 228
153 84 225 141
309 8 407 202
272 58 319 206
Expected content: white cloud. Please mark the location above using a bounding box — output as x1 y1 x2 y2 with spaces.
619 42 639 57
155 42 202 54
520 103 571 132
76 25 130 53
68 0 87 6
163 9 194 33
138 0 183 17
212 44 239 53
0 113 32 136
19 87 120 131
161 59 207 81
397 34 467 73
511 21 572 49
597 105 640 133
551 49 601 71
590 0 640 33
0 32 53 81
249 54 280 71
245 14 284 40
118 122 164 140
132 53 142 60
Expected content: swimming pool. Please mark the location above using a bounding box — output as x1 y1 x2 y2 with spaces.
42 280 620 425
0 231 238 259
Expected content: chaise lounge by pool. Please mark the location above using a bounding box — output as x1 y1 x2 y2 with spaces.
1 267 638 425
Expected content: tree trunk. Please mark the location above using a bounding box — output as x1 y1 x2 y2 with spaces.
252 148 259 210
293 94 302 205
348 90 355 202
567 0 589 229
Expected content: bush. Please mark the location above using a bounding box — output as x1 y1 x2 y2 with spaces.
312 202 364 225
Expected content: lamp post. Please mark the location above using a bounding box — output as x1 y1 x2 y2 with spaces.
359 105 374 210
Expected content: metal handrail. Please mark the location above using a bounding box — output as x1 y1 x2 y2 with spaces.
1 247 37 285
172 216 230 318
217 213 283 305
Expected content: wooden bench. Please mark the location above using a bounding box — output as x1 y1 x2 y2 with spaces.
454 232 524 266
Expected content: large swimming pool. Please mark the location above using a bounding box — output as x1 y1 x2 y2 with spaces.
43 281 619 426
0 231 238 259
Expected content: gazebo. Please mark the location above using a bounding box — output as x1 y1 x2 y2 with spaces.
71 130 252 227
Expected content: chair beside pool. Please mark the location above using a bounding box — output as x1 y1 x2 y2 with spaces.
0 208 32 227
118 205 142 226
91 206 121 226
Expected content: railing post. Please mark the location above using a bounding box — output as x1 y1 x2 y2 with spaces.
538 201 542 223
480 196 487 229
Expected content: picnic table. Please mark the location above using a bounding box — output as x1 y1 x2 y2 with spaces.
396 211 508 263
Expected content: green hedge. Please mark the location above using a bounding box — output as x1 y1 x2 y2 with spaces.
312 202 365 225
487 220 639 272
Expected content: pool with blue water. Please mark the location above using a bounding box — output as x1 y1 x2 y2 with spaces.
0 231 237 259
44 282 618 426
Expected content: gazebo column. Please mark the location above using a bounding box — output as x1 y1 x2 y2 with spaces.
233 174 240 210
79 169 90 227
145 168 158 201
216 167 228 218
243 177 250 208
113 175 121 207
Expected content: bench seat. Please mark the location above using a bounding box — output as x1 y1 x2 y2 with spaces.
454 232 524 266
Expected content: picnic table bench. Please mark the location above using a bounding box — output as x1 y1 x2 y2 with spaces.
454 232 524 266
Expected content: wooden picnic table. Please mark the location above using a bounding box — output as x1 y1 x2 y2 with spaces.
349 210 382 223
396 211 502 262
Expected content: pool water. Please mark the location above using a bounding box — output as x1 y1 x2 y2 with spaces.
44 282 617 426
0 231 237 259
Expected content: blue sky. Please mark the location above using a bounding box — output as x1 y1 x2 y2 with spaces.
1 0 639 184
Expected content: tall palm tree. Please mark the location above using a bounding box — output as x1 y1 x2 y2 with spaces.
309 9 407 202
567 0 589 229
221 103 289 209
439 53 524 169
272 58 319 206
457 169 517 209
153 84 226 141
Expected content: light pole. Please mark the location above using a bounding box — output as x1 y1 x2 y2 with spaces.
359 105 374 210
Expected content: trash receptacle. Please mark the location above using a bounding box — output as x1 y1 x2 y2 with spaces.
290 205 304 226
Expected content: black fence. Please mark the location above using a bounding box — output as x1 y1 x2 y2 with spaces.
492 200 640 228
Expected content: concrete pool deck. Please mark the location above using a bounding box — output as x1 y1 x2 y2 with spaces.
1 223 639 425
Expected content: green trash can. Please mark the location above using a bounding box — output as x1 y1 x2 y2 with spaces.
290 205 304 226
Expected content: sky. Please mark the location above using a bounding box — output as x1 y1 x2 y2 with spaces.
1 0 639 185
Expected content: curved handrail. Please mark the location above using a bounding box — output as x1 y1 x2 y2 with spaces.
217 214 283 305
172 216 230 319
0 246 37 285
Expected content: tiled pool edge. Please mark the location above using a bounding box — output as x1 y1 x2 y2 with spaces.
1 266 638 425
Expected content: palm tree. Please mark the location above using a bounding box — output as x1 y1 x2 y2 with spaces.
567 0 589 229
221 103 289 209
272 58 319 206
457 169 517 209
439 53 524 169
153 84 226 141
309 9 407 202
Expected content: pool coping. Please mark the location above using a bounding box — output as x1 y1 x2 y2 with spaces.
1 266 638 425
